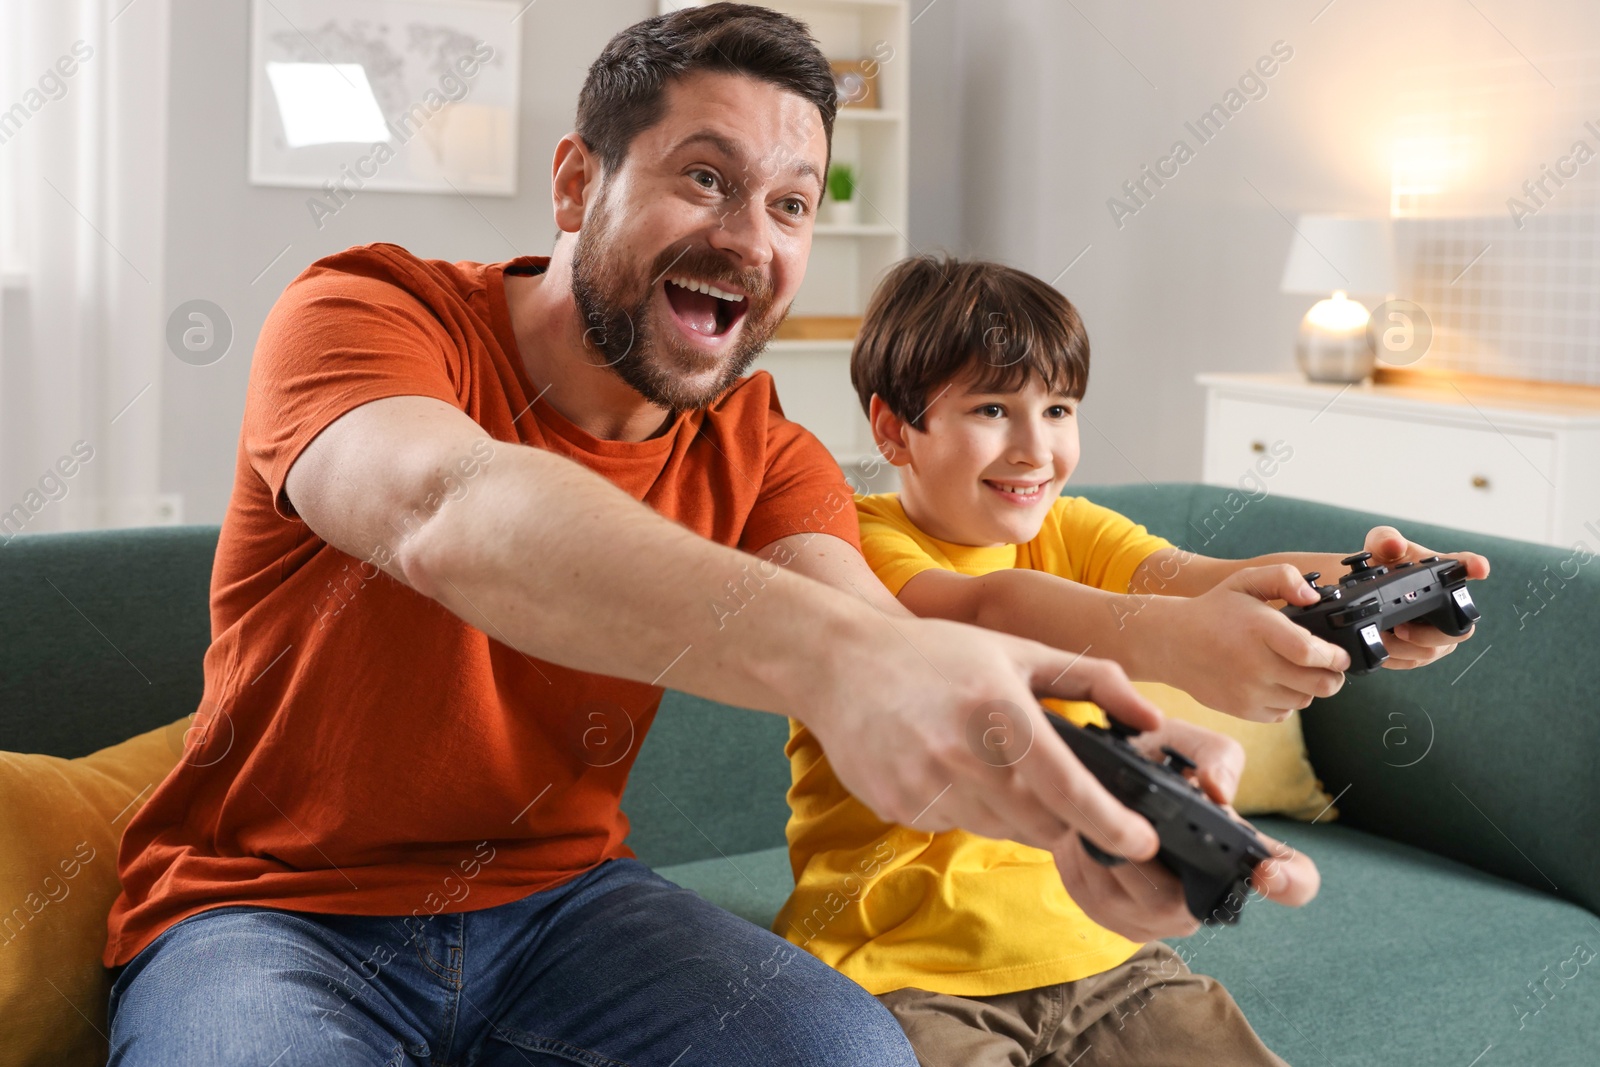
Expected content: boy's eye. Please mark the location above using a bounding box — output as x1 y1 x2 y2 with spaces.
974 404 1005 419
1047 404 1076 418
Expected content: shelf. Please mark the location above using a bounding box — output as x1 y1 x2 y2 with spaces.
765 339 856 354
835 109 904 123
1194 372 1600 429
813 223 898 237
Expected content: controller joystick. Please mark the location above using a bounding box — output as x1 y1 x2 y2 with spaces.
1282 554 1482 674
1105 718 1139 741
1050 716 1269 924
1300 571 1341 603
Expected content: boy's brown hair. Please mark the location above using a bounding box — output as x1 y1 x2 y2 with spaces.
851 255 1090 429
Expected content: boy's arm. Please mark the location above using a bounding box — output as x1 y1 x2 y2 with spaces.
1131 525 1492 670
898 563 1347 721
757 532 1321 937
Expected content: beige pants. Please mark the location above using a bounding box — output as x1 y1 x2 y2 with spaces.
877 942 1291 1067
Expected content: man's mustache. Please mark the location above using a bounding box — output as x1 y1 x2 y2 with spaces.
646 243 774 306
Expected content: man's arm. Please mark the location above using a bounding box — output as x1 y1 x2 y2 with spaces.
759 531 1321 934
286 396 1208 936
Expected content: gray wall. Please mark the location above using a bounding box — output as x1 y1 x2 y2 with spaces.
904 0 1599 485
166 0 1597 519
161 0 654 523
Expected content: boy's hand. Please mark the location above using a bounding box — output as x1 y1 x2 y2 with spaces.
1052 717 1320 939
1362 526 1491 670
1149 564 1348 721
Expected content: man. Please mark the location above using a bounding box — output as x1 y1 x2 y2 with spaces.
104 5 1320 1064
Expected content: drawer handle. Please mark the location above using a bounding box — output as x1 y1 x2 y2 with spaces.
1250 441 1266 454
1471 475 1490 490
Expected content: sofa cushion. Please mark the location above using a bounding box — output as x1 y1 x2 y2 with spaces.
656 845 795 929
0 716 188 1067
656 818 1600 1066
1197 818 1600 1067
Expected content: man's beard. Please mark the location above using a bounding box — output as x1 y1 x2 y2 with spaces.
569 200 787 413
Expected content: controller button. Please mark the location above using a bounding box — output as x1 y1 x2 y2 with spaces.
1341 552 1374 572
1394 561 1414 569
1162 747 1198 774
1419 556 1441 564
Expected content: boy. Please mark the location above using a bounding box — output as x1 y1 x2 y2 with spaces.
774 255 1488 1066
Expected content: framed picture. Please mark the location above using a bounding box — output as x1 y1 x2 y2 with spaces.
248 0 522 195
830 59 879 110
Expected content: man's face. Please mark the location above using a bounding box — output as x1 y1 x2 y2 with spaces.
895 369 1083 548
569 70 828 411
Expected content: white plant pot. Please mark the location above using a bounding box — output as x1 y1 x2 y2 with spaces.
822 198 859 226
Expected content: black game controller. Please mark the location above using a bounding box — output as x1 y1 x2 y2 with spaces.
1048 714 1270 924
1280 552 1481 675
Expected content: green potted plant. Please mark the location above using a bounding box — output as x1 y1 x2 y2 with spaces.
823 161 858 226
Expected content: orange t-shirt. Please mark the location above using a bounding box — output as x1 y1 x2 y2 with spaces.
104 242 860 967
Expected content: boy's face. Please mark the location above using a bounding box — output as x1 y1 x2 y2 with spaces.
878 368 1082 547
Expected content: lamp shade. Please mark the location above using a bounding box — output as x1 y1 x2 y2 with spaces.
1279 215 1397 296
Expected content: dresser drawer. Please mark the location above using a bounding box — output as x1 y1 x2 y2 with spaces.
1203 396 1557 543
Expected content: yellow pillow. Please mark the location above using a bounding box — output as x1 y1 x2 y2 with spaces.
0 717 188 1067
1133 682 1338 822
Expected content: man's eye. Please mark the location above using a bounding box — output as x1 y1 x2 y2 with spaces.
780 197 807 217
690 170 718 191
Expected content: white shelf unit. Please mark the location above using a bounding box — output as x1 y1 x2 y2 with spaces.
659 0 909 492
1197 373 1600 547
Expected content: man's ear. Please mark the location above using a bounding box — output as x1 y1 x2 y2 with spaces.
868 394 914 468
551 133 601 234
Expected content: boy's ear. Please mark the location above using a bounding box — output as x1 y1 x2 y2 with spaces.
868 394 913 468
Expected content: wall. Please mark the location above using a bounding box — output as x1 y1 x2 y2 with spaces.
905 0 1600 486
162 0 1600 516
161 0 654 523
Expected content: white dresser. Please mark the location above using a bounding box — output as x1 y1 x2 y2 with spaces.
1197 373 1600 547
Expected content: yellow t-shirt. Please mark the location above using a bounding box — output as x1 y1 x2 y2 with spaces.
773 493 1172 997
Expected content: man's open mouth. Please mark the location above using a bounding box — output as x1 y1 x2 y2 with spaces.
662 275 750 339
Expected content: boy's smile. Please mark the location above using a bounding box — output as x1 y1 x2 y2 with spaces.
875 369 1083 547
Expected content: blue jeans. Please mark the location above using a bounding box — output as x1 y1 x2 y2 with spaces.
106 858 914 1066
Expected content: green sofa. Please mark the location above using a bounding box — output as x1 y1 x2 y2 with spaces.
4 483 1597 1065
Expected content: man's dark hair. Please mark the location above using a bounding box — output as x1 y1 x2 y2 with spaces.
576 3 837 175
852 255 1091 430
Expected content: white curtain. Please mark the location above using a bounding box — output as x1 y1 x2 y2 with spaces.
0 0 170 534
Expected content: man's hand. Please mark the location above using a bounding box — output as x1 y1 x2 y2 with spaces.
803 619 1164 859
1052 717 1320 939
1362 525 1491 670
1144 564 1348 721
767 531 1294 944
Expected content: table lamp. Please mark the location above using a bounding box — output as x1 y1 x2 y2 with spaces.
1279 215 1397 383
